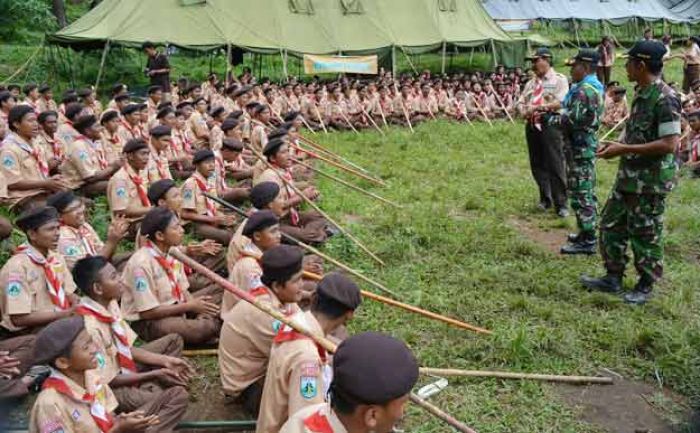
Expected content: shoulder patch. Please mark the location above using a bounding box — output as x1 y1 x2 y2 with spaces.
300 375 318 400
78 150 89 161
183 187 193 200
6 280 22 298
116 186 127 198
2 154 16 168
39 419 65 433
63 244 81 257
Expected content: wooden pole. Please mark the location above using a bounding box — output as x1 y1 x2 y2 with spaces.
454 100 474 127
299 115 317 135
94 40 111 93
313 105 329 135
296 133 381 179
247 145 386 266
361 106 385 135
377 99 389 128
393 82 414 133
441 41 447 75
290 157 399 208
472 96 493 127
599 114 629 141
170 248 479 433
225 43 232 87
419 368 614 385
290 142 386 186
493 91 515 124
339 107 360 134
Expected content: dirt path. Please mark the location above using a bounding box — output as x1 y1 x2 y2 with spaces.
508 216 570 254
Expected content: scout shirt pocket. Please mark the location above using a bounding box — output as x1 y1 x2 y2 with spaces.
152 265 178 306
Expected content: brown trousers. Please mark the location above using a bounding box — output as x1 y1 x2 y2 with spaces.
193 222 234 246
683 64 700 93
113 334 188 433
280 211 328 246
132 314 221 346
187 251 227 294
0 335 35 400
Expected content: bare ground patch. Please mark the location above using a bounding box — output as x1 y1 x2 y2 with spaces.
508 216 570 254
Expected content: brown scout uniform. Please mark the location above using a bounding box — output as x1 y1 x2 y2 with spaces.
256 310 328 433
146 146 173 184
57 223 105 270
280 403 347 433
0 248 76 333
107 165 151 215
0 132 51 209
60 136 109 190
37 98 58 114
223 230 262 314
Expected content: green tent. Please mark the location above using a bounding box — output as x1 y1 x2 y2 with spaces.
48 0 525 69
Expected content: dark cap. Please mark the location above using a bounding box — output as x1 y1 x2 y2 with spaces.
317 272 361 310
284 111 301 122
222 138 244 152
73 115 97 134
114 93 130 103
250 181 280 209
121 103 140 116
209 106 226 118
228 110 244 119
148 85 163 95
192 149 215 164
76 88 92 98
261 245 303 286
100 110 120 124
38 84 52 94
221 119 240 132
242 209 279 237
123 138 149 153
141 207 175 239
148 179 177 204
525 47 553 61
15 206 59 232
262 138 286 157
175 101 192 110
233 86 252 98
111 83 127 95
612 86 627 95
150 125 172 138
47 191 79 213
34 316 86 365
331 332 419 405
565 49 600 66
267 128 288 141
156 107 174 120
65 103 84 121
623 40 667 63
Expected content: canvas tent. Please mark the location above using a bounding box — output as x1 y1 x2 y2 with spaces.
659 0 700 22
48 0 527 71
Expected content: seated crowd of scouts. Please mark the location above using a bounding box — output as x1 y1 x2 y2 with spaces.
0 62 648 433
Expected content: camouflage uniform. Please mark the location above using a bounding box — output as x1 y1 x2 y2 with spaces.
599 79 680 282
560 76 604 235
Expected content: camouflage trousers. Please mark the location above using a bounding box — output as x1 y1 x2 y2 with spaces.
599 190 667 281
565 155 597 234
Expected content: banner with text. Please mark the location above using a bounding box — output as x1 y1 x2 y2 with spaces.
303 54 378 75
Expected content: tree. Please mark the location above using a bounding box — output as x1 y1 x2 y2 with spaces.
51 0 67 28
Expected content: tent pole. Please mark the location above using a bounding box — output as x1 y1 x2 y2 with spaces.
391 45 396 77
281 49 288 81
225 43 232 87
400 47 418 75
490 39 497 70
573 19 581 47
94 40 111 93
441 41 446 75
469 47 474 66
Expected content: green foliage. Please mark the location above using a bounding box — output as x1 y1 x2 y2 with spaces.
0 0 56 43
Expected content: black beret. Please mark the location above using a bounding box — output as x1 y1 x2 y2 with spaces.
141 207 176 239
175 101 192 110
121 103 140 116
228 110 244 119
34 316 86 365
187 84 202 93
284 111 301 122
156 107 174 119
250 182 280 209
612 87 627 95
267 128 288 141
262 138 286 157
100 110 120 124
0 91 13 104
192 96 206 105
209 106 226 118
65 103 84 121
317 272 361 310
233 86 252 98
221 119 240 132
253 104 269 115
261 245 303 286
38 84 51 94
566 49 600 66
148 179 177 204
123 138 149 153
136 103 148 111
114 93 130 103
245 101 261 111
76 88 92 98
331 332 419 405
242 209 279 237
192 149 215 164
73 115 97 134
157 102 172 111
111 83 127 95
148 85 163 94
222 138 244 152
15 206 58 232
46 191 79 213
150 125 172 138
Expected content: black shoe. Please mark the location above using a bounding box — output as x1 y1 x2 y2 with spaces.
580 273 622 293
567 232 580 242
561 239 596 255
623 277 654 305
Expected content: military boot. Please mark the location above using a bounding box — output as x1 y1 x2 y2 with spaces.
623 276 654 305
580 272 622 293
561 232 596 255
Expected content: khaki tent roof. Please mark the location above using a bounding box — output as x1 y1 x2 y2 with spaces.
49 0 513 53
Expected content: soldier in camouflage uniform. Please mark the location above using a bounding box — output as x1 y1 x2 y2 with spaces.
581 40 681 305
558 49 605 255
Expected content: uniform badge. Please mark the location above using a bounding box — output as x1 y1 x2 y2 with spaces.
183 188 193 200
64 245 80 256
2 155 15 168
78 150 88 161
300 376 318 400
272 319 282 333
96 351 106 369
116 187 127 198
6 280 22 297
71 409 81 420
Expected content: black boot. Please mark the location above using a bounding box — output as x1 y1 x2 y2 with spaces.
580 272 622 293
567 232 580 243
561 232 596 255
623 276 654 305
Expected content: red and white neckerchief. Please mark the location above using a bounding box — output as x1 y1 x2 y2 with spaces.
26 99 40 115
303 410 333 433
120 120 138 140
145 241 186 303
271 163 300 225
75 135 108 170
530 78 545 131
193 172 217 217
106 131 121 148
75 301 138 374
273 318 328 364
149 149 170 182
42 132 63 160
61 223 98 256
10 133 49 178
125 165 151 207
15 244 70 310
176 129 193 154
42 372 114 433
691 134 700 162
214 151 227 191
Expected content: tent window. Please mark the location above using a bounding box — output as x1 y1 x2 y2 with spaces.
289 0 315 14
438 0 457 12
180 0 206 5
340 0 364 14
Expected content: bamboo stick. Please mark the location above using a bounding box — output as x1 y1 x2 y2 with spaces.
393 82 415 133
453 100 474 127
493 91 516 124
290 157 399 208
290 142 386 186
248 144 385 266
313 104 329 134
599 114 629 141
170 248 478 433
472 95 494 127
183 349 218 357
361 106 385 136
296 134 384 182
339 107 360 134
420 368 614 385
377 98 389 128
